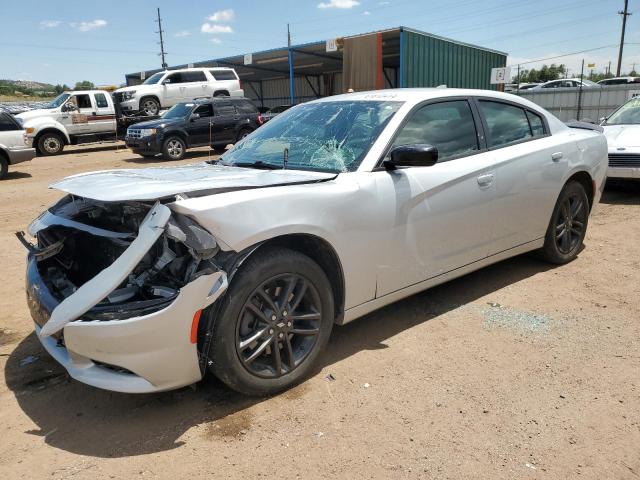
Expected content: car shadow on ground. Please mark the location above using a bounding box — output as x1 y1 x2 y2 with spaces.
601 179 640 205
5 254 554 458
61 144 123 156
2 171 32 180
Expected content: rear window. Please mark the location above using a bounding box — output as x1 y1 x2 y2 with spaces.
526 110 546 136
0 113 20 131
235 100 258 114
94 93 109 108
210 70 237 81
479 101 535 148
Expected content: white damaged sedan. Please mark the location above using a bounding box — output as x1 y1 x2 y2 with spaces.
20 89 607 395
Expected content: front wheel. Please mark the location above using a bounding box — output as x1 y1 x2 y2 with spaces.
161 136 186 160
140 97 160 116
37 132 65 156
0 156 8 180
539 181 589 264
208 247 334 396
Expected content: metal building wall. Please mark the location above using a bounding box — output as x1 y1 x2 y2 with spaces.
517 85 640 122
401 30 506 90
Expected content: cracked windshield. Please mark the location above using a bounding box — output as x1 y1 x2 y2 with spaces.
221 100 402 173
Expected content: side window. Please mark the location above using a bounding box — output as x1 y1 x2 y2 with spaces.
392 100 479 161
75 94 92 109
94 93 109 108
235 100 257 114
0 113 20 131
182 71 207 82
479 101 532 148
526 110 546 137
214 103 237 116
209 70 238 81
165 72 183 84
193 104 213 117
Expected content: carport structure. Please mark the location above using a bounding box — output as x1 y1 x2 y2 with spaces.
125 26 507 109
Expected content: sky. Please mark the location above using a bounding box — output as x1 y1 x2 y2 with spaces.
1 0 639 86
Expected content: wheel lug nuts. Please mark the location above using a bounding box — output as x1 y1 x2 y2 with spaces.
271 314 277 321
269 329 274 335
282 310 288 317
287 321 292 327
278 332 284 339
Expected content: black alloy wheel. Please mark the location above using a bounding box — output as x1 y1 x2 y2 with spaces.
236 273 322 379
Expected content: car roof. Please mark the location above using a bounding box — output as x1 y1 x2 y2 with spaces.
166 67 236 73
313 88 537 104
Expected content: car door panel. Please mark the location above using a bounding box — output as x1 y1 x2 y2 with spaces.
212 102 238 144
89 93 116 134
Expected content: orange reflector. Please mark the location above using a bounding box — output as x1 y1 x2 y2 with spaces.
190 309 203 344
26 127 34 134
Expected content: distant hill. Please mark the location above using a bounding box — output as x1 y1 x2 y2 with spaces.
0 79 58 97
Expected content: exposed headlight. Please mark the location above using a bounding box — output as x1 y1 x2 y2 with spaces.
122 90 136 100
139 128 156 137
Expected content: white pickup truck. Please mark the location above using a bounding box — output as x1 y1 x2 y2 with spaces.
15 90 150 156
114 67 244 116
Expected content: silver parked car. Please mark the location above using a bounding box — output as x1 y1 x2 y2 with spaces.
21 89 607 395
602 97 640 179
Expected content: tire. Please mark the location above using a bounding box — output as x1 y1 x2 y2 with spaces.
140 97 160 116
37 132 65 156
208 247 334 396
0 155 8 180
211 144 227 154
236 128 252 143
539 181 590 264
161 136 186 160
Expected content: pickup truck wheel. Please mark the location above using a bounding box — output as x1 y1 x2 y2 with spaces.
208 247 334 396
0 156 8 180
37 132 64 156
162 136 186 160
140 97 160 116
539 181 589 264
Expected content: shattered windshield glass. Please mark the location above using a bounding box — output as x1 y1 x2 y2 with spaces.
221 100 402 173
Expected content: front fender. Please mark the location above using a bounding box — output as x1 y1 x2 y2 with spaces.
23 118 70 143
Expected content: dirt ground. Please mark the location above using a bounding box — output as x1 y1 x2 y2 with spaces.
0 144 639 479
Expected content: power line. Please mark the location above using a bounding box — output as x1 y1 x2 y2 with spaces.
507 44 621 66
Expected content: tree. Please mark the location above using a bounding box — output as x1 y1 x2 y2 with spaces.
74 80 95 91
515 64 567 84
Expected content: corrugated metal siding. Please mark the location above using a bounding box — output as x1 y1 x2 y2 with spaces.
402 30 506 90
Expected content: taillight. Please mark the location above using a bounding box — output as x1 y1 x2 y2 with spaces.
257 113 264 126
190 309 203 344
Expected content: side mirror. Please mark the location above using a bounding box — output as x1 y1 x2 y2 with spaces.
384 144 439 170
62 103 77 112
162 79 171 85
190 113 200 121
599 116 608 124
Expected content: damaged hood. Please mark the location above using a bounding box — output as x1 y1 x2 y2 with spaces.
50 163 336 202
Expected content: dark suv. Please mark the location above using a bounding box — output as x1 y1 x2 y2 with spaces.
125 97 263 160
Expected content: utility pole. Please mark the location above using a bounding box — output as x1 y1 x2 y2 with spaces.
287 23 295 105
156 7 168 69
617 0 631 76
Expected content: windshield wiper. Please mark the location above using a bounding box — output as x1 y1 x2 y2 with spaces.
230 160 282 170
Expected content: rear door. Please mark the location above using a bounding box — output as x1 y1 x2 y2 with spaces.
182 70 209 100
475 99 569 254
90 92 116 134
211 101 238 144
0 113 25 149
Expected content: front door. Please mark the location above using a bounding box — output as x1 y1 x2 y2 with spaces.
64 93 93 135
162 72 187 106
186 104 214 146
372 99 498 297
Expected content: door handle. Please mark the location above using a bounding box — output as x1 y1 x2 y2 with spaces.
477 173 494 187
551 152 563 162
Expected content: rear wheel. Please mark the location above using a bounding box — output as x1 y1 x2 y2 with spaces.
539 181 589 264
208 247 334 396
0 155 8 180
213 91 230 97
37 132 64 156
140 97 160 116
161 136 186 160
236 128 252 143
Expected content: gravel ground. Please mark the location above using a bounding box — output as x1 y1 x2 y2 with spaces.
0 144 639 479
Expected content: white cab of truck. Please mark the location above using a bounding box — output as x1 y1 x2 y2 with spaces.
16 90 117 156
114 67 244 116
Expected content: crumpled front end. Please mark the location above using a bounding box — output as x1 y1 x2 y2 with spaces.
19 196 229 393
